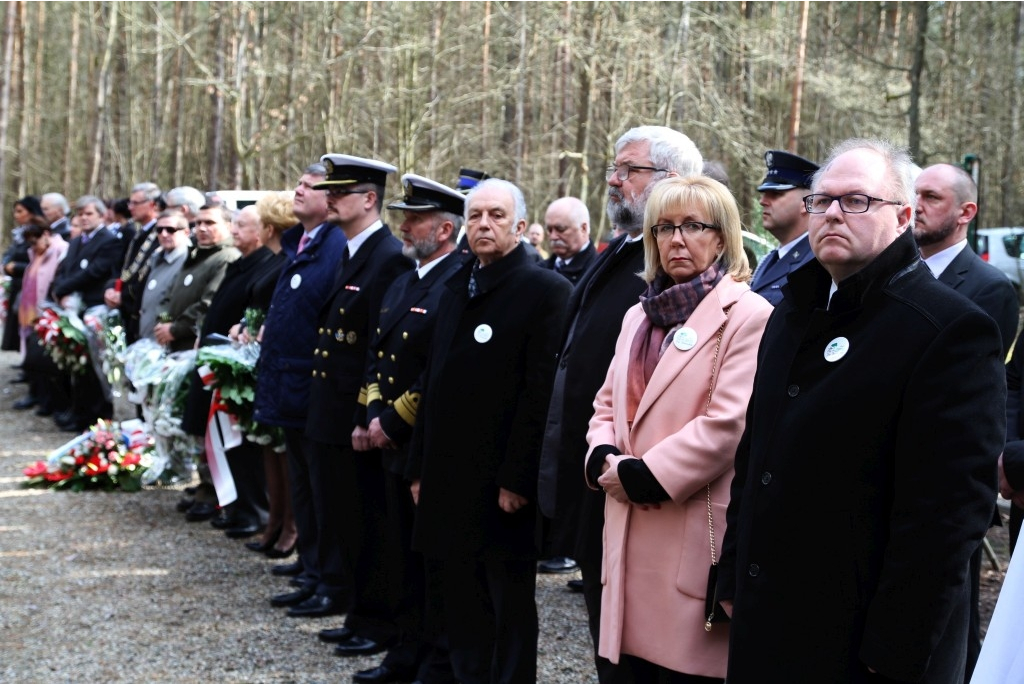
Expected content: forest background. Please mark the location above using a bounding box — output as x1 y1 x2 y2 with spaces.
0 1 1020 245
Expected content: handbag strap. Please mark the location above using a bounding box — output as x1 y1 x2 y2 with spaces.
704 308 729 567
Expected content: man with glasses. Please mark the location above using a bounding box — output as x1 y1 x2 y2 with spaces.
540 196 595 286
537 125 703 682
104 181 163 343
136 211 190 343
750 150 818 306
719 139 1005 682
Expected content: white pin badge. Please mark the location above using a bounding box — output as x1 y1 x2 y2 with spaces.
290 274 302 290
474 324 493 343
79 258 88 269
673 327 698 351
824 336 850 363
183 274 194 286
147 279 158 291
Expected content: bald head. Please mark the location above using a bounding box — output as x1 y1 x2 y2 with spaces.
231 205 263 256
914 163 978 258
545 197 591 260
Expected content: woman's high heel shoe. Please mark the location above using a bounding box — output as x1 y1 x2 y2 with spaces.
265 542 296 559
245 528 281 553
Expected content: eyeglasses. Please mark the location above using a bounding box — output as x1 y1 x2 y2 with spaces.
651 221 719 239
803 193 904 214
605 163 668 182
156 225 182 234
326 188 371 198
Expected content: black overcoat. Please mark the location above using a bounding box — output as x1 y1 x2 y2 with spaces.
936 244 1019 355
408 244 571 559
719 230 1005 683
52 228 122 308
305 225 412 445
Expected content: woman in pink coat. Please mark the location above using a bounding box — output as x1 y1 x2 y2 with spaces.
585 176 772 681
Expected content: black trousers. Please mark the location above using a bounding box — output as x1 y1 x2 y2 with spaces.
436 556 538 684
224 439 268 528
70 365 112 427
284 428 319 590
308 441 393 643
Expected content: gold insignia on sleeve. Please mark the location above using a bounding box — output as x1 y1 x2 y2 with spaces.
395 391 421 426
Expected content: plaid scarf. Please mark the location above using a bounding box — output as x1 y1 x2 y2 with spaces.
625 263 725 422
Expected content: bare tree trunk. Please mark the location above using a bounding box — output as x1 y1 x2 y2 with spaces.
14 1 26 198
1002 2 1024 226
63 5 79 193
481 0 491 159
171 2 185 184
0 2 15 237
149 2 165 181
787 1 809 153
89 3 118 194
208 13 225 190
907 3 928 161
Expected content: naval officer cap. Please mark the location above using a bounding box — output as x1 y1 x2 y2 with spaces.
455 168 490 195
757 150 819 192
315 154 397 189
388 174 465 216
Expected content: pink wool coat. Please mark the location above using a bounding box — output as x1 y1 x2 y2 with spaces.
585 275 771 678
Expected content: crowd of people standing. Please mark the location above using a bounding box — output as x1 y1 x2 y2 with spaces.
7 123 1021 684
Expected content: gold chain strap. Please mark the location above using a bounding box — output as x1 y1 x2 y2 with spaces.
704 310 728 631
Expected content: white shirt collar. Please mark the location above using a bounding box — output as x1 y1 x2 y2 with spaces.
346 220 384 257
922 239 968 278
417 251 452 279
777 232 808 260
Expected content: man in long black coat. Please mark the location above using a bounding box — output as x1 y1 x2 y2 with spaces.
407 178 571 683
299 155 413 654
719 139 1005 683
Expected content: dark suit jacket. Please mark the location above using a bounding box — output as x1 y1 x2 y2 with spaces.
720 231 1005 682
749 233 815 306
52 228 122 308
50 217 71 241
537 235 646 562
937 244 1019 355
408 244 571 559
541 242 598 285
305 225 413 445
362 251 464 475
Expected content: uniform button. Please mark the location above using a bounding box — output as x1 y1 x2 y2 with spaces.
320 371 326 379
787 384 799 397
386 400 394 406
388 376 394 384
311 370 316 377
314 348 320 355
326 328 332 336
390 354 396 361
322 350 329 358
318 327 324 335
559 359 567 369
761 472 772 485
340 308 345 315
378 351 384 358
402 331 408 340
748 563 760 577
377 373 382 380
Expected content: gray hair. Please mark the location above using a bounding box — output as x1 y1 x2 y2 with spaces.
615 126 703 178
41 193 69 215
813 138 917 213
465 178 528 227
164 186 206 217
130 182 162 202
74 195 107 215
305 163 327 177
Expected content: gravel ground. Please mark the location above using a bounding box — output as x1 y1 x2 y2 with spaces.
0 348 1009 683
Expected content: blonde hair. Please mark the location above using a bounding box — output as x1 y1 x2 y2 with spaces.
255 191 297 235
641 176 751 284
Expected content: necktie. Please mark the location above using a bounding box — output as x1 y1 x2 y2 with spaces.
468 263 480 298
555 259 565 273
81 231 91 245
297 233 310 254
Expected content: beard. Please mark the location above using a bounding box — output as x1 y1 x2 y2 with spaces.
402 231 442 261
606 186 650 235
913 216 958 248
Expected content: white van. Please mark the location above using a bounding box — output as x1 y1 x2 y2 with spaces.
976 227 1024 301
205 190 278 211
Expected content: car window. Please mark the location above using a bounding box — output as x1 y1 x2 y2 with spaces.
1006 234 1024 259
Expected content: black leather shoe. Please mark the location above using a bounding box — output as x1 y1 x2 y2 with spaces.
35 405 54 417
287 594 343 618
353 664 415 683
175 497 194 513
210 512 239 529
271 560 303 576
317 626 354 643
54 410 74 425
288 577 305 588
334 635 386 657
184 502 218 522
225 523 261 539
538 556 579 574
270 586 315 607
567 579 584 593
13 396 37 410
264 543 296 559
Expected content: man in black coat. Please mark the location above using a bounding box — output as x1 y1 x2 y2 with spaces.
535 125 705 682
51 196 123 432
298 156 413 656
41 193 72 241
539 196 596 288
719 139 1005 683
913 161 1019 681
104 182 162 343
349 174 465 685
407 178 571 683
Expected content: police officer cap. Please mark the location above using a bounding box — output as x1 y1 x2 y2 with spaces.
388 174 465 216
315 154 397 189
455 168 490 195
757 150 819 191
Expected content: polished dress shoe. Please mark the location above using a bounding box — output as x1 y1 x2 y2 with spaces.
567 578 584 593
287 593 343 618
353 664 415 684
13 396 37 410
210 511 239 529
270 560 303 576
54 410 74 425
264 542 296 559
270 586 315 607
175 497 194 513
245 530 280 553
184 501 218 522
317 625 354 643
225 523 261 539
34 404 54 417
537 556 578 574
334 635 387 657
